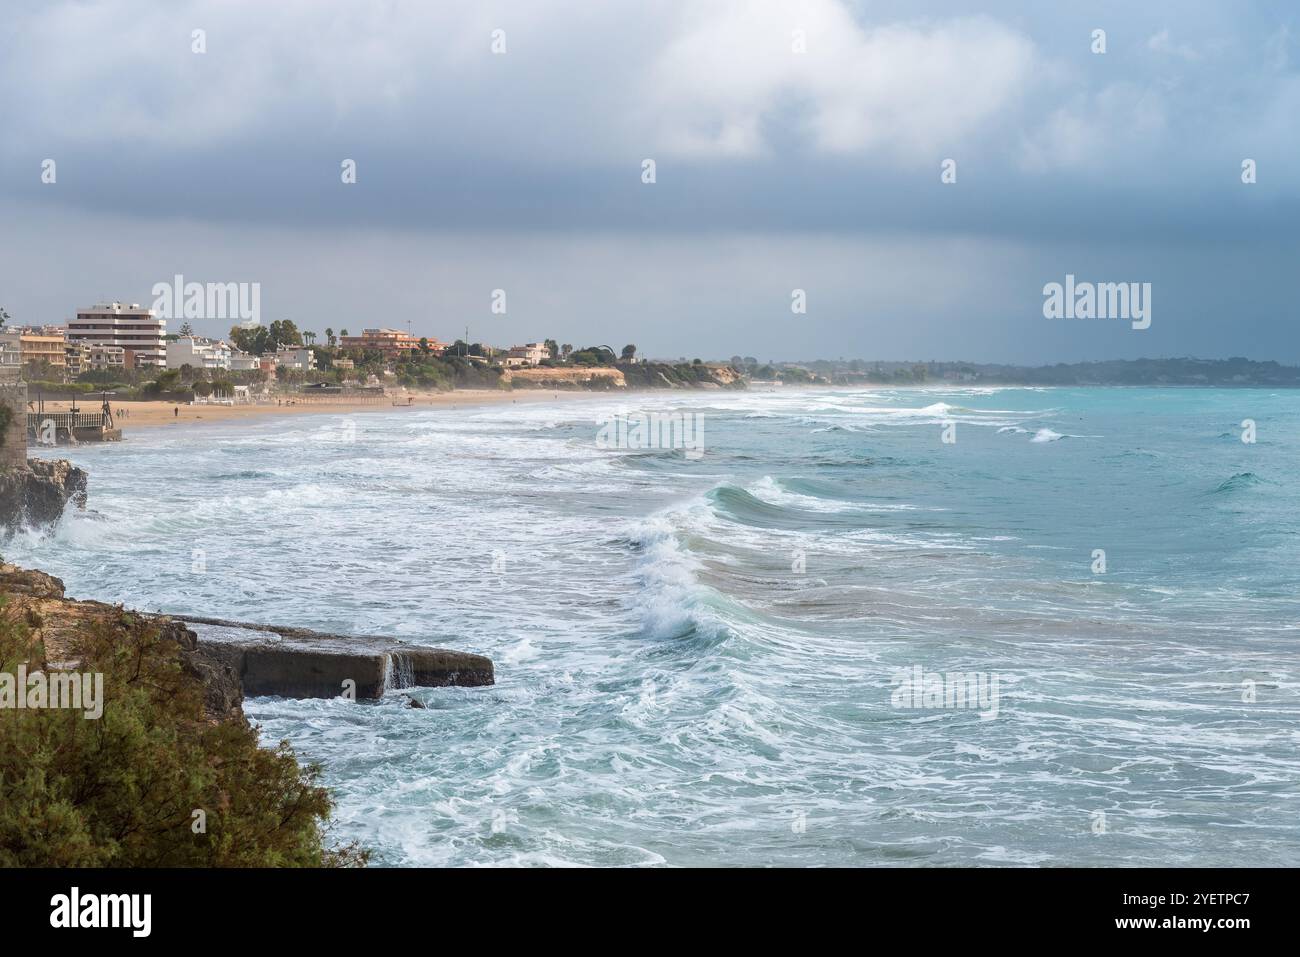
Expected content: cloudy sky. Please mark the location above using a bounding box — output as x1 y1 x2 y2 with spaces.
1 0 1297 363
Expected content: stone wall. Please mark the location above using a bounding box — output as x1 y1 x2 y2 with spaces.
0 381 28 470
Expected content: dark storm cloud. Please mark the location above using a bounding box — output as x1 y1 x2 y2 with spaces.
1 0 1297 361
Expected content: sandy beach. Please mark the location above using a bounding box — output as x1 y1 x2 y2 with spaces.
31 389 603 431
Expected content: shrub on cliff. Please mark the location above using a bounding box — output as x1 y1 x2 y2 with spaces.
0 603 367 867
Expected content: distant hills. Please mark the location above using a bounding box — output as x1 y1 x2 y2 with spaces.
770 357 1300 387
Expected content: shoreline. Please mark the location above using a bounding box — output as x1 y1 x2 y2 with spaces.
32 388 611 432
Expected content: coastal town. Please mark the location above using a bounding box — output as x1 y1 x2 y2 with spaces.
0 300 767 421
0 299 614 391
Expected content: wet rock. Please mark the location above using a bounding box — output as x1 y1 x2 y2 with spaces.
180 616 495 700
0 458 89 531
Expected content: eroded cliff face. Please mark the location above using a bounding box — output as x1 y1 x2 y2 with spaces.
501 366 627 388
0 459 89 531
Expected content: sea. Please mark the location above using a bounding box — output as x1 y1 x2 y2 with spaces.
8 386 1299 866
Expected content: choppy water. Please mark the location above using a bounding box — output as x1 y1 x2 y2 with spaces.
9 386 1300 866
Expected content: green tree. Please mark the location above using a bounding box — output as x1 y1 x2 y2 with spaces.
0 603 365 866
144 369 182 395
267 320 302 349
620 344 637 361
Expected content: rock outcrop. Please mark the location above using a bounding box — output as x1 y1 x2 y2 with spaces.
502 366 627 388
0 564 244 722
0 565 495 712
0 458 88 531
182 617 495 699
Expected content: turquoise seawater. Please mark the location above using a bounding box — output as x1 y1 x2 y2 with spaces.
9 386 1300 866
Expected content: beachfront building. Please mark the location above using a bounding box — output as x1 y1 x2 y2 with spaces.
67 301 166 369
166 336 233 371
12 327 68 377
503 342 549 367
333 358 355 370
230 349 260 372
0 331 22 380
273 345 315 371
87 344 127 372
65 341 90 378
338 328 447 359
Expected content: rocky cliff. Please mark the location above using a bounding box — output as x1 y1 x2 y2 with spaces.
0 564 244 722
0 459 88 531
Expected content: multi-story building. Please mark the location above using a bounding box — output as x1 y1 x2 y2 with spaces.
65 341 91 378
166 336 232 371
0 331 23 381
87 344 126 372
273 345 315 371
504 342 550 367
67 302 166 369
338 328 446 358
230 350 260 372
12 327 68 376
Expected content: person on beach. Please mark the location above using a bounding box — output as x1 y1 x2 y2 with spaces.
174 407 179 418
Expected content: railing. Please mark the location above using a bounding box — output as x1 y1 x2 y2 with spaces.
26 411 110 431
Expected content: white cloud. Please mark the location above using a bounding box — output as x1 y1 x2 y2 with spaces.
643 2 1037 160
1148 28 1200 61
3 0 1035 166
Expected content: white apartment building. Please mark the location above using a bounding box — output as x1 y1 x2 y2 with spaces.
67 301 166 369
167 336 232 371
273 346 315 371
505 342 549 367
230 350 260 371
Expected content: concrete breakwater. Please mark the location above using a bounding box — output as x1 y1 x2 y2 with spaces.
181 616 494 699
